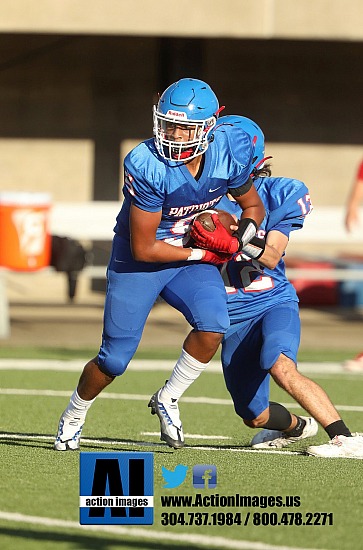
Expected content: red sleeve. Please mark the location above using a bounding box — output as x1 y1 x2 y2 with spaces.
357 160 363 180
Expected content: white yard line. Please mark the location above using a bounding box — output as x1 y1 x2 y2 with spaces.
1 387 362 412
0 511 329 550
0 358 358 375
141 431 232 440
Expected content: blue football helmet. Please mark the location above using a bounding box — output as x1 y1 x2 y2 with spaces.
216 115 269 173
153 78 220 161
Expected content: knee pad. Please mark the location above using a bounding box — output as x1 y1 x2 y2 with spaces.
98 355 128 377
98 335 139 376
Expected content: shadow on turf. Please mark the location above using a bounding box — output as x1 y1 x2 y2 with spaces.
0 432 175 453
3 431 306 454
0 526 204 550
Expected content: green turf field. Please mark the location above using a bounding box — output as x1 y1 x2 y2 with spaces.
0 345 360 362
1 359 362 550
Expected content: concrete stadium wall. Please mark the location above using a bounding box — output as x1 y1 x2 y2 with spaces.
0 35 361 206
0 139 94 202
1 1 362 41
0 138 360 207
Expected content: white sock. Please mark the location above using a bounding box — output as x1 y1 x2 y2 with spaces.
63 389 95 419
159 349 210 402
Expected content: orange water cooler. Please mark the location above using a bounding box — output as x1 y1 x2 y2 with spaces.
0 191 52 271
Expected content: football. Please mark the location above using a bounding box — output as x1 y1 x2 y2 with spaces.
194 209 237 234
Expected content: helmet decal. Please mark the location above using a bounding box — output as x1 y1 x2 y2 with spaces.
166 110 188 119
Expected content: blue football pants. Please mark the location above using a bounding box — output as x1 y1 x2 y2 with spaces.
98 239 229 376
221 301 300 420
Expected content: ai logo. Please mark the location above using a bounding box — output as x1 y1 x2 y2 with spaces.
192 464 217 489
80 452 154 525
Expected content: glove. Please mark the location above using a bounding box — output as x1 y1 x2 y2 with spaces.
241 236 265 259
202 249 233 265
234 218 257 248
190 213 240 254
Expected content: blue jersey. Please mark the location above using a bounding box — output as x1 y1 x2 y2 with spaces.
218 176 313 323
114 126 253 247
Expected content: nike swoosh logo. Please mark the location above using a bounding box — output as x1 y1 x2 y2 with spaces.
114 259 127 263
209 186 222 193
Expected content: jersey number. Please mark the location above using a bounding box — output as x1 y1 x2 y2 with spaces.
297 194 313 216
221 260 274 294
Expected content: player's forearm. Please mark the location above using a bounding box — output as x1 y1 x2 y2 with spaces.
240 204 265 227
131 239 200 263
257 243 282 270
235 183 265 227
347 178 363 208
345 180 363 231
240 233 284 269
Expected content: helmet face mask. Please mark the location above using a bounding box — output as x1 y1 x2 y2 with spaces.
153 107 216 161
153 78 219 162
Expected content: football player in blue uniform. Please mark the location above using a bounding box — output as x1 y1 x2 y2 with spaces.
54 78 265 451
191 115 363 458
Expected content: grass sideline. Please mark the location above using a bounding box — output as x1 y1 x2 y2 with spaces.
1 362 363 550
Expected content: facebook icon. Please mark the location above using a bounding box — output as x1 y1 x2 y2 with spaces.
192 464 217 489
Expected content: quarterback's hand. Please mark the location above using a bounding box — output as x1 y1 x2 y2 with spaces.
191 214 239 254
202 249 233 265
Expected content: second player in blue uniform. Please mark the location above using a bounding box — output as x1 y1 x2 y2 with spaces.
190 115 363 458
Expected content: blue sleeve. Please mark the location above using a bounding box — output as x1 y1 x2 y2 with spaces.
124 146 164 213
270 221 296 238
266 179 312 234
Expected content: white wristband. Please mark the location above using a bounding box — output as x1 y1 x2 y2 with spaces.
186 248 204 261
242 242 263 259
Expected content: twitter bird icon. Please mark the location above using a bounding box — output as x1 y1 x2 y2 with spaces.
162 465 189 488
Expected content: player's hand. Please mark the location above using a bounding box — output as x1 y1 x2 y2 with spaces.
202 249 233 265
191 214 239 254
